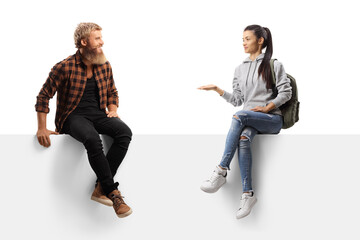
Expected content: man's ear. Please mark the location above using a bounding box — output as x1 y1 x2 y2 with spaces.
80 39 87 47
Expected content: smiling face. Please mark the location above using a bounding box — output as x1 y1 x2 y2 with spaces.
242 30 264 55
81 30 106 65
86 30 104 53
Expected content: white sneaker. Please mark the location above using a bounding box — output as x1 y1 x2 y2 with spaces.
200 166 227 193
236 192 257 219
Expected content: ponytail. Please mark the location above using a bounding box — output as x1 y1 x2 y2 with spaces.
244 25 274 89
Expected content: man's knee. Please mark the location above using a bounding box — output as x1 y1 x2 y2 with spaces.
120 124 132 138
83 133 102 149
125 125 132 139
113 123 132 142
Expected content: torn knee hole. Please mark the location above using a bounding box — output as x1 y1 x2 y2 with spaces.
233 115 239 120
240 136 249 141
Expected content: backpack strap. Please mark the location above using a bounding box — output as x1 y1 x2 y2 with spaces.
270 58 277 84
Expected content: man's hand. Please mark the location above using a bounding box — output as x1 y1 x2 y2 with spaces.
106 110 120 118
106 104 120 118
36 128 59 148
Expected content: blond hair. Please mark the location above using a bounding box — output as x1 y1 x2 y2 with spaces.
74 22 102 49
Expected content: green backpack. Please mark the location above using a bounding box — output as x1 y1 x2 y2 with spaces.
270 59 300 129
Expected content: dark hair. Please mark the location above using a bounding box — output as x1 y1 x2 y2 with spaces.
244 25 273 89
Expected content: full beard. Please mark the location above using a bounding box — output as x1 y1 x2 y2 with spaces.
81 46 107 65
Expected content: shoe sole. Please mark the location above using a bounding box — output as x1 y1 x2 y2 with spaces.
236 198 257 219
91 196 113 207
117 208 133 218
200 179 226 193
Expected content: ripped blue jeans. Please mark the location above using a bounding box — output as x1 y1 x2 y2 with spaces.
219 110 283 192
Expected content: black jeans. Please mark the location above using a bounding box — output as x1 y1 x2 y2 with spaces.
62 109 132 196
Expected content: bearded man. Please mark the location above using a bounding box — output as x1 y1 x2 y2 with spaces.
35 22 132 218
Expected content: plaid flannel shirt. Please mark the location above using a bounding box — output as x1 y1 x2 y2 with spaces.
35 50 119 133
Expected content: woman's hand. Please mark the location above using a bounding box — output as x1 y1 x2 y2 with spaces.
198 84 218 91
198 84 224 96
250 106 269 113
251 102 276 113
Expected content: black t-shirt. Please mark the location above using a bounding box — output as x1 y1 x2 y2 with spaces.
72 75 100 113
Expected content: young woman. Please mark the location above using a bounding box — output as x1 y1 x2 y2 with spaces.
198 24 292 219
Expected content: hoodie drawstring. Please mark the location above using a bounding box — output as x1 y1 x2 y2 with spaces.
251 61 258 85
245 62 252 87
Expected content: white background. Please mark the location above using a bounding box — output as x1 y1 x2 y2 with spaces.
0 0 359 134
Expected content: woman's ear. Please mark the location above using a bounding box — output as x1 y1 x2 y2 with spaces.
258 37 264 45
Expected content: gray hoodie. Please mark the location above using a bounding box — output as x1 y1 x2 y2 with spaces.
222 53 292 115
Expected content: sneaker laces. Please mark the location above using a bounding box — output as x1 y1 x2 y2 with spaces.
110 193 125 208
239 193 252 209
209 171 223 183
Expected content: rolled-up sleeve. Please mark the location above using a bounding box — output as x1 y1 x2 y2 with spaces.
272 61 292 108
35 63 62 113
221 67 244 107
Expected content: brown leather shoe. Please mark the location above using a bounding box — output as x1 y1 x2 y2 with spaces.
91 183 113 207
108 190 132 218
